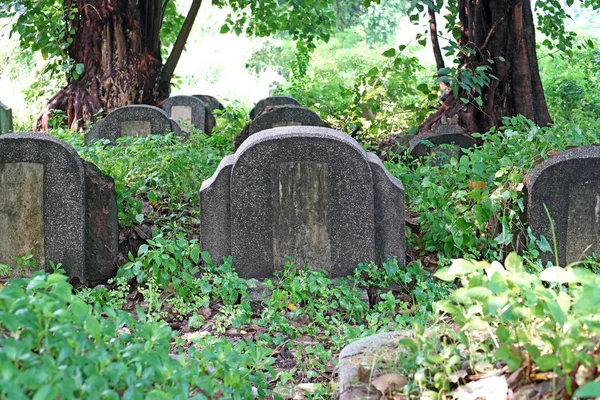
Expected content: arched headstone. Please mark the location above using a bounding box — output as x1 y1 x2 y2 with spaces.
249 96 300 120
0 133 118 283
201 126 405 278
85 105 183 145
248 105 328 135
525 145 600 266
162 95 208 133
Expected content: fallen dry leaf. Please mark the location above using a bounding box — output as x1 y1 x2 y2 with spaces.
468 181 488 190
453 375 508 400
287 303 297 311
182 331 209 342
449 369 468 383
371 373 408 395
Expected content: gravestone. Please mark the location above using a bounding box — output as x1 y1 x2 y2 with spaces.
85 105 183 145
525 145 600 266
162 95 208 133
194 94 225 134
201 126 405 278
248 105 328 135
249 96 300 120
0 133 118 283
0 102 13 134
409 124 477 159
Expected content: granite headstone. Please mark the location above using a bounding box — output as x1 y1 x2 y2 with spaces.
409 124 477 159
0 133 118 283
248 105 328 135
162 95 208 133
85 105 183 145
201 126 405 278
249 96 300 120
194 94 224 134
525 145 600 266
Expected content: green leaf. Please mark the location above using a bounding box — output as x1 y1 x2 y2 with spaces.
448 259 477 276
540 267 579 284
382 48 396 57
147 191 158 204
201 251 213 265
574 381 600 398
497 325 510 343
536 354 559 371
85 314 101 341
220 24 230 34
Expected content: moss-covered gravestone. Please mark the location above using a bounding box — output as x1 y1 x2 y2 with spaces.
201 126 405 278
0 133 118 283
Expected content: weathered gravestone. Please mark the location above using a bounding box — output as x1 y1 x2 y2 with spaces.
409 124 477 159
84 105 183 145
525 145 600 266
248 105 328 135
0 101 13 134
201 126 405 278
249 96 300 120
162 95 207 133
194 94 225 134
0 133 118 283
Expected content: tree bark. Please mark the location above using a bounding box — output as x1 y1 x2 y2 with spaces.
38 0 165 131
420 0 552 134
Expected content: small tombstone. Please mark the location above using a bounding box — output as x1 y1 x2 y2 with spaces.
249 96 300 120
0 133 118 283
84 105 183 145
194 94 225 134
0 101 14 134
409 124 477 159
248 105 328 135
525 145 600 266
162 95 208 133
201 126 405 279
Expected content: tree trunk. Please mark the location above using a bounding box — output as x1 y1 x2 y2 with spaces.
38 0 166 131
421 0 552 134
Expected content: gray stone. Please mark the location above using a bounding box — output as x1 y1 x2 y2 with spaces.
525 145 600 266
193 94 224 135
162 95 208 133
249 96 300 120
200 155 234 265
338 331 412 400
248 105 328 135
84 105 183 145
201 126 405 278
0 133 118 283
409 124 477 159
0 102 13 134
83 161 119 284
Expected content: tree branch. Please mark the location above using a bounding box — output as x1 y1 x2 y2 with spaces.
428 7 445 72
159 0 202 96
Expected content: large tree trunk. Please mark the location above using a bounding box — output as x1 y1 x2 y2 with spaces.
421 0 552 134
38 0 166 131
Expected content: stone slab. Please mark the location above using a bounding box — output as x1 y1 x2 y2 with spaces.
121 120 152 137
0 133 86 279
162 96 207 133
193 94 224 135
248 105 327 135
0 101 13 134
200 155 234 265
85 105 183 145
0 162 45 273
409 124 477 159
201 126 405 278
249 96 300 120
83 161 119 284
525 145 600 266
